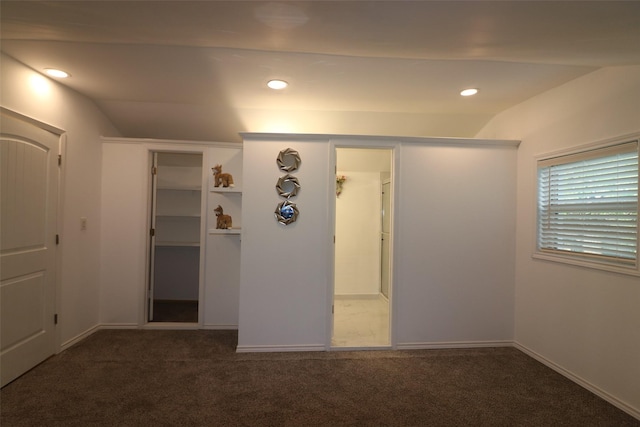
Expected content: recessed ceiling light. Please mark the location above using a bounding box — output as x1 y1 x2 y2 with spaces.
267 79 288 90
44 68 70 78
460 88 478 97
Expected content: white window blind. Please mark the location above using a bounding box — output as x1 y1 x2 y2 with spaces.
537 140 639 266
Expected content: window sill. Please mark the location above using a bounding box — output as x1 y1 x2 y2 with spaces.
532 251 639 277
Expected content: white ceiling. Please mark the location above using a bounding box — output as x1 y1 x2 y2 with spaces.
2 1 640 143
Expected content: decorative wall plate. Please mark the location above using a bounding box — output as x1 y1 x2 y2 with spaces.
276 148 301 172
275 200 299 225
276 174 300 198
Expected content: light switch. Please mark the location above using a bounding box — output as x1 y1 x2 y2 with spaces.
80 217 87 231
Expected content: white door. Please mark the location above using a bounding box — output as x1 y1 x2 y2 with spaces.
1 111 59 387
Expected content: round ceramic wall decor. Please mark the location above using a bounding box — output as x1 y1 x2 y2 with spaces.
276 174 300 198
275 200 299 225
276 148 301 172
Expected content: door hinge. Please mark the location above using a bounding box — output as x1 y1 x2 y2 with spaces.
56 234 60 245
333 235 335 243
152 166 157 175
54 314 58 325
150 228 155 237
58 154 62 166
332 305 334 314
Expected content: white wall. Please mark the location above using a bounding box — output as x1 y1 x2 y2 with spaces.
238 136 331 351
335 171 382 295
100 139 241 328
334 148 392 295
1 53 120 348
238 134 517 351
395 142 517 346
475 65 640 417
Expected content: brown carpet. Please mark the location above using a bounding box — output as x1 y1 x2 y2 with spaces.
1 330 638 426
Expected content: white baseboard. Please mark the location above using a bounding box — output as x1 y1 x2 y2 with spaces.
59 324 101 352
236 344 325 353
396 340 513 350
514 342 640 421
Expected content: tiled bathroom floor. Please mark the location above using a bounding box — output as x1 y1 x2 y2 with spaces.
332 295 389 347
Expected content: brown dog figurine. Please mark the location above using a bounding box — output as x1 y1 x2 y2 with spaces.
212 164 234 188
214 205 232 229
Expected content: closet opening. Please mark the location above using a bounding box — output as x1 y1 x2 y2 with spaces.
147 152 203 324
332 147 393 348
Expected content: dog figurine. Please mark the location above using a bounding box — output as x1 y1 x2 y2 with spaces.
212 164 234 188
214 205 233 229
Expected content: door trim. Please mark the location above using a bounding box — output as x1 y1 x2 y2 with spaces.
55 133 66 352
143 148 207 327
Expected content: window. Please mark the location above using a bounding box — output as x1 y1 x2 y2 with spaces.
536 139 639 273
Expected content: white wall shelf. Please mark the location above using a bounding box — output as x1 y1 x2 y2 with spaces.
208 228 241 235
209 183 242 232
210 188 242 193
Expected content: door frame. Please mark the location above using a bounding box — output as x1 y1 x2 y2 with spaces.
0 107 65 360
326 139 400 350
147 152 160 321
380 177 392 299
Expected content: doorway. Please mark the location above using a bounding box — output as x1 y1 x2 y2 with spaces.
148 152 203 323
332 147 393 348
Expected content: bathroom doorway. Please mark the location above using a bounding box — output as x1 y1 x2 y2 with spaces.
332 147 393 348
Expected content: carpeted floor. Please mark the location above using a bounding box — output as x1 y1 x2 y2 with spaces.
1 330 638 426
